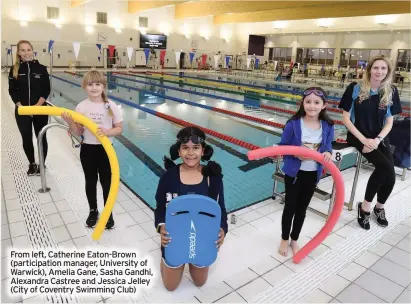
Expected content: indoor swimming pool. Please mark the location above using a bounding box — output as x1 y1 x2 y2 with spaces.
50 72 357 212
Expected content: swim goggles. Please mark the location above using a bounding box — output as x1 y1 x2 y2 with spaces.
303 88 327 99
177 135 205 144
68 131 84 148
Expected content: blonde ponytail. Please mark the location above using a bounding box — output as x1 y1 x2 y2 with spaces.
12 55 20 79
13 40 34 79
102 91 113 117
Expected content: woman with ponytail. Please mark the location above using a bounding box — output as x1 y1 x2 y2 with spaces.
154 127 228 291
62 70 122 229
8 40 50 176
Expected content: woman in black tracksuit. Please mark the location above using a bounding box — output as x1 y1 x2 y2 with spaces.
8 40 51 176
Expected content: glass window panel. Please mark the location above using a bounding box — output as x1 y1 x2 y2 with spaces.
369 49 380 59
280 48 288 61
274 48 281 60
340 48 348 66
381 49 390 57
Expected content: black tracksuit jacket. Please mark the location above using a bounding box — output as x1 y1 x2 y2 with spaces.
8 60 50 106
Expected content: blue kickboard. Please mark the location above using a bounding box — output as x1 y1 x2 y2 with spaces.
165 194 221 267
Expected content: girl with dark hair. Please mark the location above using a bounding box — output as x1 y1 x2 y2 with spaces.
154 126 228 291
278 87 334 257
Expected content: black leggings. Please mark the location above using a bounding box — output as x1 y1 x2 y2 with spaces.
282 170 317 241
347 134 396 204
15 107 48 164
80 144 112 211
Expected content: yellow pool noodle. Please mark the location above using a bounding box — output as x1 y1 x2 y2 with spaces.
18 106 120 240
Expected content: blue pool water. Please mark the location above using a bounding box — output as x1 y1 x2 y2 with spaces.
51 72 356 212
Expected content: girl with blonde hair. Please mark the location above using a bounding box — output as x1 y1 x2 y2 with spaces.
63 70 123 229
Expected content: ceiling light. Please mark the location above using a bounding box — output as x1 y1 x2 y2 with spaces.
115 28 122 33
85 26 94 33
273 21 287 29
55 23 62 29
317 18 333 28
375 15 397 25
20 21 28 27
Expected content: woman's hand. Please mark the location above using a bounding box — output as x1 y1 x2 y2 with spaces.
16 102 22 107
216 228 225 249
362 146 373 154
322 152 332 162
160 225 171 247
361 138 378 150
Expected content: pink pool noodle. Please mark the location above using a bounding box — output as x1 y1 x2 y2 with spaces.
247 146 345 264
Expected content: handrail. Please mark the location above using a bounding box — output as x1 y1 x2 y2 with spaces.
38 102 82 192
38 123 70 193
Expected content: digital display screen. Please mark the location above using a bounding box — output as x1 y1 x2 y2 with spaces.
140 33 167 49
247 35 265 56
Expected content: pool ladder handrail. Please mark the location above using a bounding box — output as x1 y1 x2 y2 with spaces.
37 101 82 193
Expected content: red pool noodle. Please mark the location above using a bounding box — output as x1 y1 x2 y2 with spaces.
247 146 345 264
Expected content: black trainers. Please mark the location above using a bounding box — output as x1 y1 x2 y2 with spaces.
357 202 370 230
86 209 99 228
35 165 46 176
374 206 388 227
27 163 37 176
106 214 115 229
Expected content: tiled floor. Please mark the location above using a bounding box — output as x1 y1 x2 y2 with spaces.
1 74 411 303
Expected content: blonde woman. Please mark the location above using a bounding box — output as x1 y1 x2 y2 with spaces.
339 54 402 230
8 40 50 176
62 71 123 229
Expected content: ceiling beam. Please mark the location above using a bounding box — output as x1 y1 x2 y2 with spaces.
213 1 411 24
175 1 340 19
128 1 184 14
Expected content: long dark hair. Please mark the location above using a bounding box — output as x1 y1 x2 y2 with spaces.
286 86 334 126
163 127 222 177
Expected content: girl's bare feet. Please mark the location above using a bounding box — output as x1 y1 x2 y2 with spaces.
290 240 300 255
278 239 289 257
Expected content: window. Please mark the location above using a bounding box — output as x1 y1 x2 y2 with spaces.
47 7 59 19
340 49 391 68
96 12 107 24
286 48 292 62
299 48 335 65
139 17 148 28
268 47 292 62
396 49 410 70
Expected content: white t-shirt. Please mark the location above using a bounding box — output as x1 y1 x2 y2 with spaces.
300 118 322 171
75 98 123 145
